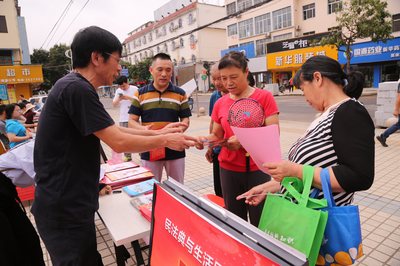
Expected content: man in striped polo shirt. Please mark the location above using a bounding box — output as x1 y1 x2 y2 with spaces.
129 53 191 183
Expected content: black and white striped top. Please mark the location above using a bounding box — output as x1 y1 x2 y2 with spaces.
284 98 375 206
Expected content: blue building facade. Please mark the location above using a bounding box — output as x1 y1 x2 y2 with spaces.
338 37 400 88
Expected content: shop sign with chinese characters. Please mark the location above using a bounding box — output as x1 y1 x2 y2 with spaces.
267 45 337 70
338 37 400 64
0 65 44 84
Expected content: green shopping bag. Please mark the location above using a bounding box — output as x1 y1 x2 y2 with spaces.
258 165 328 266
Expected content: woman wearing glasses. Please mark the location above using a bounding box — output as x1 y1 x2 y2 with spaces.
5 104 32 148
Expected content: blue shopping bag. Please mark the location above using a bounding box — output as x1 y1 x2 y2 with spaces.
316 168 363 265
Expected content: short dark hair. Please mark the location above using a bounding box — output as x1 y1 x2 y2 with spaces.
5 104 17 119
293 55 364 99
71 26 122 68
0 104 5 115
17 102 26 109
116 75 128 85
218 51 248 72
152 53 172 64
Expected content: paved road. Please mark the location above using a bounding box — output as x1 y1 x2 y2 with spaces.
190 93 377 123
101 93 377 124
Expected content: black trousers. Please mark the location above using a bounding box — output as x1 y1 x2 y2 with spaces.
35 216 103 266
0 174 45 266
212 151 223 197
220 167 271 226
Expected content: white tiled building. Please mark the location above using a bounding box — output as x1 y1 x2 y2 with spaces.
223 0 400 88
122 0 226 91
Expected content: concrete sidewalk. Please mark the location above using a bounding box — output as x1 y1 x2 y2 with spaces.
30 102 399 266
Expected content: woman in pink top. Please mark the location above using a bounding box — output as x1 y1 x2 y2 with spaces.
198 51 279 226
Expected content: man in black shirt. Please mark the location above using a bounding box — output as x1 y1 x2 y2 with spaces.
32 26 196 266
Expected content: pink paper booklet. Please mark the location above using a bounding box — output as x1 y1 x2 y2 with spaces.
101 161 139 173
105 166 149 181
231 124 282 174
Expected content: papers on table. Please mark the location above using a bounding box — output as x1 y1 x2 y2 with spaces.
231 124 282 174
100 162 154 189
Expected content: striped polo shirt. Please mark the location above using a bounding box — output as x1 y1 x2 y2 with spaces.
129 82 191 160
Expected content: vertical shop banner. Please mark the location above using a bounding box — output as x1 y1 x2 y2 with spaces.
150 185 280 266
0 84 8 100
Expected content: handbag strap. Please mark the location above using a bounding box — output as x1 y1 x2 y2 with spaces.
320 168 336 207
282 165 327 208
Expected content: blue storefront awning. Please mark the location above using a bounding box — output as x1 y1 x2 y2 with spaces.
338 37 400 64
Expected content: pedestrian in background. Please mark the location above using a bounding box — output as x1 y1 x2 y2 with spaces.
129 53 191 184
376 78 400 147
112 75 138 161
206 64 228 197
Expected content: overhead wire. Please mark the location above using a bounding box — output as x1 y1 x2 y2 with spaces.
44 0 75 49
56 0 91 44
39 0 74 50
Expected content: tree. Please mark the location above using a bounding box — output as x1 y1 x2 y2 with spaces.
30 44 71 90
130 58 152 83
319 0 392 72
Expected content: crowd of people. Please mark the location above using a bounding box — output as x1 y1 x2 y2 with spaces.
1 25 392 266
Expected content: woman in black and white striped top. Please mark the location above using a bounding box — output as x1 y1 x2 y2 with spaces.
238 55 375 207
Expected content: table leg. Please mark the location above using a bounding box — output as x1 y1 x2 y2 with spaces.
114 243 130 266
131 240 145 266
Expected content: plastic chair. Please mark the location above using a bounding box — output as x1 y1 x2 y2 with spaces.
204 194 225 208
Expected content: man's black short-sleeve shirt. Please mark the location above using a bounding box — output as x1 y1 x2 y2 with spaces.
32 72 114 225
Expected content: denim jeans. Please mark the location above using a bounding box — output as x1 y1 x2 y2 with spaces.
382 116 400 139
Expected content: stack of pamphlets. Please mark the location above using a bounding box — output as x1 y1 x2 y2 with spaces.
130 193 154 222
123 179 158 197
100 162 153 189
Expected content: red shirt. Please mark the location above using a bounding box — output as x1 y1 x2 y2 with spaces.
211 88 279 172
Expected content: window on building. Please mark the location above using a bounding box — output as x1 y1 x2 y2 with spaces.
229 44 238 48
227 24 238 36
254 13 271 35
303 31 315 36
157 46 160 53
148 33 152 42
0 16 8 33
237 0 252 12
253 0 267 5
178 18 183 28
172 40 176 50
191 54 196 63
164 43 168 52
238 18 254 39
273 32 292 41
226 2 236 15
142 36 147 45
180 38 184 47
0 50 12 65
190 34 196 45
173 59 177 66
162 26 166 35
393 13 400 32
328 0 342 14
188 13 196 25
303 3 315 20
273 6 292 30
256 38 270 56
226 1 236 15
180 57 186 64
